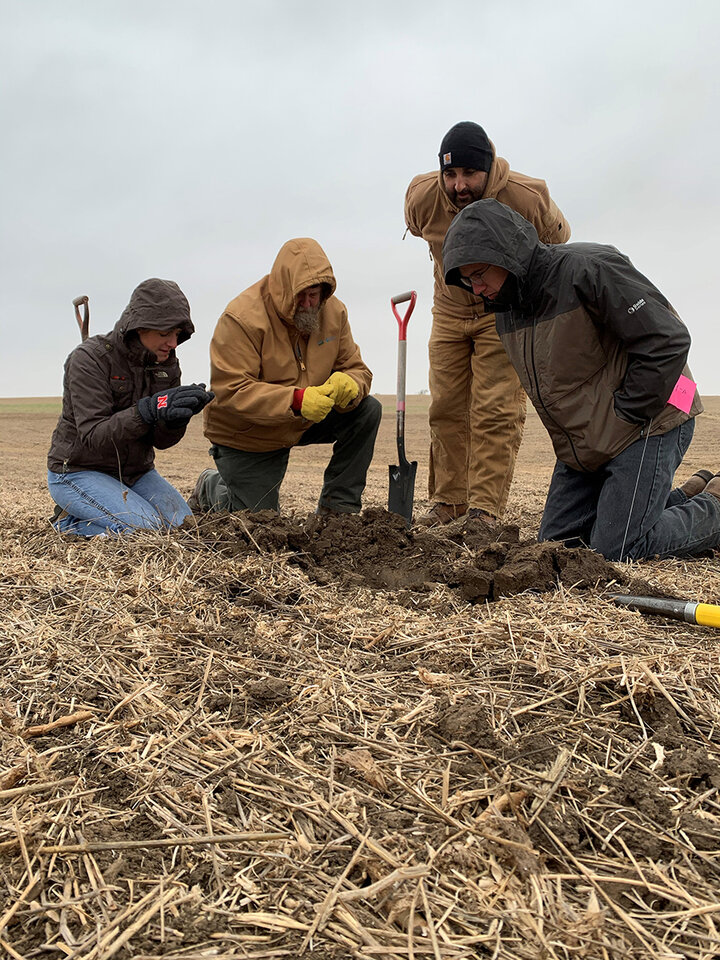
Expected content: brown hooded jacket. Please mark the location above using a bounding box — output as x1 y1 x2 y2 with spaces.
204 238 372 452
47 278 194 485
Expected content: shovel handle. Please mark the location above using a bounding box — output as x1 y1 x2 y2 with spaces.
73 295 90 342
391 291 415 305
391 292 417 453
391 290 417 342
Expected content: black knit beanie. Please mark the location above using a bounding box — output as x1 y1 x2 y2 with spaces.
439 122 492 172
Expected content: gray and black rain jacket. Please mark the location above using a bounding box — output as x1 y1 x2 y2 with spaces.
442 199 702 472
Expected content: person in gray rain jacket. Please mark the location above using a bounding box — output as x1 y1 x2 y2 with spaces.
47 278 214 536
442 199 720 561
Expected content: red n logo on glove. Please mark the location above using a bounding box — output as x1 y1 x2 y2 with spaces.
157 394 168 409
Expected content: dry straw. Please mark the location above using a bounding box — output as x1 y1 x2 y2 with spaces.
2 502 720 959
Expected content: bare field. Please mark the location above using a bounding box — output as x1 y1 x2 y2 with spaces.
3 395 720 525
2 398 720 959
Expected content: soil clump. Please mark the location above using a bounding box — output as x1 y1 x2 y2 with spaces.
190 506 624 600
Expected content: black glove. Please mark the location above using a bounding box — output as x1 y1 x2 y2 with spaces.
137 383 215 426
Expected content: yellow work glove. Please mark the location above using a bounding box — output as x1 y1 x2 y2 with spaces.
300 384 335 422
326 371 359 408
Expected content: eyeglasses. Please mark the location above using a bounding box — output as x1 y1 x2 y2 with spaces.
459 264 493 290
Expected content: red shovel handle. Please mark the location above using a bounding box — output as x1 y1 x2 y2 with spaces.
391 290 417 341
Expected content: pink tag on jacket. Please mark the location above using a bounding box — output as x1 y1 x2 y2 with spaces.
667 374 696 414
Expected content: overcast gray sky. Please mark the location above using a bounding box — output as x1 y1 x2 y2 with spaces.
2 0 719 397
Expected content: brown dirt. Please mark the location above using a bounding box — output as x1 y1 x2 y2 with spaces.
191 505 626 602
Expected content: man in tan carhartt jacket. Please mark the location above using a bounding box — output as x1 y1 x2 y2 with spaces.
192 238 381 515
405 121 570 524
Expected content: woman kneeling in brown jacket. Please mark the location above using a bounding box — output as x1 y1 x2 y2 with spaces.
47 278 213 536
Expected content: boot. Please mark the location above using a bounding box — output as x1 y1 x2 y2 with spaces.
467 507 497 523
679 469 714 497
419 502 468 526
48 503 69 526
187 468 216 513
703 475 720 502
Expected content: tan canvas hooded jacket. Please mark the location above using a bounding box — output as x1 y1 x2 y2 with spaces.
405 142 570 320
204 238 373 452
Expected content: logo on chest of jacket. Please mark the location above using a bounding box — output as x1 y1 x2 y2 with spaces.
316 336 337 346
627 299 646 314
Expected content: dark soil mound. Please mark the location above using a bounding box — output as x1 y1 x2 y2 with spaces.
189 507 625 600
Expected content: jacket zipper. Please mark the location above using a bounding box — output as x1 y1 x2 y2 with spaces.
294 341 306 372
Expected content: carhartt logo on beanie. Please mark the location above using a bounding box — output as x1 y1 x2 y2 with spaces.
439 122 493 173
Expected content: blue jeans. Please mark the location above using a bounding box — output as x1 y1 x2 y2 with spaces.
539 419 720 560
48 468 192 537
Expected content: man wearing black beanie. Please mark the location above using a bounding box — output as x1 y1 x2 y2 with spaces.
405 122 570 525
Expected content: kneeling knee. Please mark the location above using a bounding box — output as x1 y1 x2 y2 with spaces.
363 394 383 423
588 532 631 562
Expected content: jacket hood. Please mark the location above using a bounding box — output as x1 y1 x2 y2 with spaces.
267 238 337 321
115 278 194 345
442 199 540 292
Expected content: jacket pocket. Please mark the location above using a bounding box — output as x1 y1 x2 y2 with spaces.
110 381 133 412
547 387 641 471
531 312 607 406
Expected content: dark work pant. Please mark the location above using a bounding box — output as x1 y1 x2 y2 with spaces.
539 419 720 560
203 395 382 513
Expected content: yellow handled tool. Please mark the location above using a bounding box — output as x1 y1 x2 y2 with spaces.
611 594 720 628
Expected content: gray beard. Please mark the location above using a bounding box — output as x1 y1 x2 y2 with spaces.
293 306 320 334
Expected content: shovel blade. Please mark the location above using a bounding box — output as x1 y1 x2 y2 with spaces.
388 460 418 527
